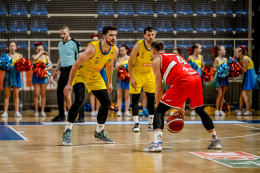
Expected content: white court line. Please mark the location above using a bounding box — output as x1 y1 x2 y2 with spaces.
234 124 260 130
7 125 28 141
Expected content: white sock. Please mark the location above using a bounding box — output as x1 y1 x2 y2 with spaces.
154 131 163 143
65 122 73 131
96 124 105 133
149 115 154 124
133 116 139 124
210 131 217 140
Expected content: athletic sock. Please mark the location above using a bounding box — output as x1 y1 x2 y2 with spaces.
149 115 154 124
133 116 139 124
65 122 73 131
210 131 217 140
96 124 105 133
154 131 163 143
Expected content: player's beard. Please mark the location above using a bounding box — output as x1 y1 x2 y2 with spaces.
145 38 154 44
106 38 115 46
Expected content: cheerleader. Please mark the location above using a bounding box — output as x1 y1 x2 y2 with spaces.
231 46 258 116
1 42 23 117
173 47 181 55
212 46 228 116
115 44 131 116
31 42 53 117
187 44 204 116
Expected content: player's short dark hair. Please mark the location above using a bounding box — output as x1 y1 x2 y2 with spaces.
151 41 164 52
102 26 117 35
60 25 69 31
144 27 154 34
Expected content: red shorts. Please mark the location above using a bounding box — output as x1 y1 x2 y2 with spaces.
161 75 203 109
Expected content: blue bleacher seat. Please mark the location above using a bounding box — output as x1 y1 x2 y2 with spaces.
195 1 213 15
117 41 134 49
235 0 248 15
215 19 233 32
10 2 28 16
30 19 48 32
16 41 28 49
156 3 174 15
176 2 193 15
97 3 115 16
236 40 248 48
177 40 192 48
235 18 248 32
30 2 48 16
176 19 193 32
196 40 213 48
202 51 213 65
30 41 48 49
0 41 7 48
136 18 152 32
195 18 213 32
215 1 233 15
117 19 134 32
97 20 113 32
156 19 174 32
136 2 154 15
10 19 28 32
0 19 7 32
217 41 233 48
0 2 7 16
117 3 135 16
162 41 174 49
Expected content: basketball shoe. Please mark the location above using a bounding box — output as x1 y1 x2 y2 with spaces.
143 141 162 152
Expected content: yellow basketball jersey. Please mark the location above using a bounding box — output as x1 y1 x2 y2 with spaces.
132 39 154 73
34 55 47 64
190 55 202 68
242 56 254 69
75 41 116 78
217 57 227 65
118 57 129 66
10 53 19 66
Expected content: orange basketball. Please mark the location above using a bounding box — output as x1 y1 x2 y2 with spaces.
166 114 184 133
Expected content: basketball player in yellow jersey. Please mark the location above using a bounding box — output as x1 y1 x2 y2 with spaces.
61 26 119 145
128 27 156 132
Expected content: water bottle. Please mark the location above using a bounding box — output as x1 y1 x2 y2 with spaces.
19 100 23 113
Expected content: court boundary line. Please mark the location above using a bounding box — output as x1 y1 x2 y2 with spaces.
7 125 28 141
234 124 260 130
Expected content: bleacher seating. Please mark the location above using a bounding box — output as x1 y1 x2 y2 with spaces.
195 1 213 15
10 2 28 16
117 19 135 32
195 18 213 32
156 3 174 15
0 2 7 16
215 1 233 15
117 2 134 16
176 19 193 32
235 18 248 32
0 41 6 48
235 0 248 15
162 40 174 49
30 19 48 32
30 41 48 49
196 40 213 48
10 19 28 32
97 3 115 16
16 41 28 49
97 19 113 32
217 41 233 48
236 40 248 48
156 19 174 32
177 40 193 48
136 2 154 15
214 19 233 32
117 41 134 49
30 1 48 16
136 18 152 32
0 19 7 32
175 2 193 15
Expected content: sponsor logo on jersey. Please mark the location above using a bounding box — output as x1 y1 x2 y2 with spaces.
95 60 99 64
94 68 101 72
111 52 113 55
142 63 152 67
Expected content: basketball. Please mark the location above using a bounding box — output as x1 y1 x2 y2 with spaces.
166 114 184 133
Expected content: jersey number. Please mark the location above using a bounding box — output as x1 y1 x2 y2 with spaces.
176 56 187 65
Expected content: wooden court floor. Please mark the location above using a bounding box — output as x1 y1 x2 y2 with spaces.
0 110 260 173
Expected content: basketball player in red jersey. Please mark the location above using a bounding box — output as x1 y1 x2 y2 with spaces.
143 41 222 152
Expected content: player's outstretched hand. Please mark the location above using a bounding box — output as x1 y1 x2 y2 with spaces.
107 83 113 93
175 109 185 121
64 84 72 98
130 77 137 89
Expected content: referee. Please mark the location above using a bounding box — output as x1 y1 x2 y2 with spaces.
52 25 85 122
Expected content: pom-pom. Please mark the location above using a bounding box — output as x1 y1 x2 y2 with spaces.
0 53 12 71
117 65 130 82
15 58 33 72
222 103 233 112
228 60 242 78
188 61 199 71
217 63 230 78
33 61 51 78
256 68 260 82
202 67 213 82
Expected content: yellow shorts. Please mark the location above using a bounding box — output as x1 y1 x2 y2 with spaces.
129 70 156 94
72 74 106 92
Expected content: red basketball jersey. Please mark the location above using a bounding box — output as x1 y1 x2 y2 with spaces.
160 53 198 86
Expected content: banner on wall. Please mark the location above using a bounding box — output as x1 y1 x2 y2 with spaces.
0 70 57 91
